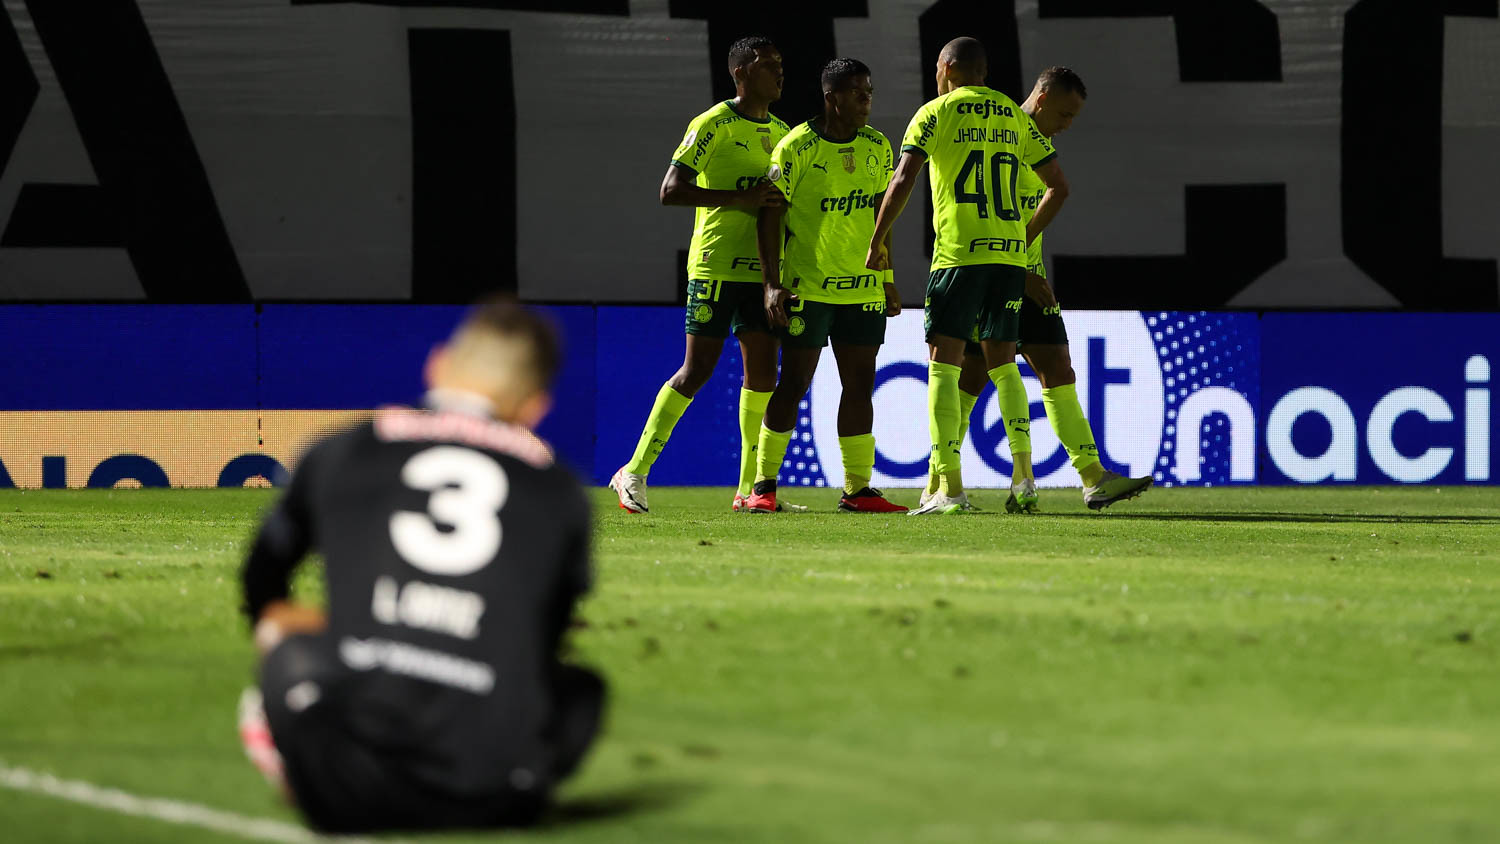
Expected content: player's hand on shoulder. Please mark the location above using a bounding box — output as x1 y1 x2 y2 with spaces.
883 282 902 318
737 181 784 209
1025 273 1058 310
764 285 795 328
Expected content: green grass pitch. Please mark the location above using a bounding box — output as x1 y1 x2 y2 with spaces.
1 486 1497 843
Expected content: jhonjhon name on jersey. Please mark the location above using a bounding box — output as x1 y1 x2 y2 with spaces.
767 121 894 305
901 86 1056 271
671 101 792 284
1016 150 1049 278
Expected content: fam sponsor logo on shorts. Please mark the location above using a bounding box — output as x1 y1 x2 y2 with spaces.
806 311 1165 489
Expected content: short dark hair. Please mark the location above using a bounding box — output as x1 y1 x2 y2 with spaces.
454 298 562 392
1036 66 1087 100
728 36 775 74
821 57 871 93
939 37 987 77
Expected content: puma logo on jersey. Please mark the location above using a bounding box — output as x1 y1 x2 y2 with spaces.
734 140 750 150
812 162 828 173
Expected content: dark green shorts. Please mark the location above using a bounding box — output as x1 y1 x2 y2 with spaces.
684 279 771 337
781 298 887 349
964 295 1069 356
924 264 1026 345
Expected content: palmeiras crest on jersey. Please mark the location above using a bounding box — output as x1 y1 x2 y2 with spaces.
758 127 773 153
840 147 856 173
865 154 880 176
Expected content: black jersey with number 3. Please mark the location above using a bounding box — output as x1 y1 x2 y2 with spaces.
241 405 591 798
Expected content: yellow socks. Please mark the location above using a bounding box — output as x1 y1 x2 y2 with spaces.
928 361 963 495
989 363 1032 481
737 389 772 496
1042 382 1104 486
839 433 875 494
625 385 692 475
755 425 794 486
927 389 979 496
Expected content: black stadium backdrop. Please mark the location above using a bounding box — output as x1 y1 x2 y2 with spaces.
0 0 1495 308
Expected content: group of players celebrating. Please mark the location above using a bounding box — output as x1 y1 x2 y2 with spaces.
611 35 1153 516
234 34 1159 836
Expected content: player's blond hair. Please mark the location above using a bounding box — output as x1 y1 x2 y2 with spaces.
440 300 560 407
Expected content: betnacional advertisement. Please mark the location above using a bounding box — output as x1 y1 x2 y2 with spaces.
0 307 1495 488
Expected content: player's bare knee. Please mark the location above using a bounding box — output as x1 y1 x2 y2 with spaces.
669 357 718 396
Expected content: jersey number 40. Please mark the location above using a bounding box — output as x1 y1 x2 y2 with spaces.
955 150 1022 222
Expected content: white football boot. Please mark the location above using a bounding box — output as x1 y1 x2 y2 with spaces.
1083 470 1153 511
1005 478 1040 514
609 467 649 513
907 491 972 515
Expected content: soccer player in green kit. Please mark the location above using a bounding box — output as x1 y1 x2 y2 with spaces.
867 37 1067 515
920 66 1153 513
610 37 795 513
745 58 907 514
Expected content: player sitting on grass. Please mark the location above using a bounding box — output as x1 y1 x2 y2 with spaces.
920 66 1152 514
237 302 602 834
610 36 798 514
746 58 906 514
867 37 1068 515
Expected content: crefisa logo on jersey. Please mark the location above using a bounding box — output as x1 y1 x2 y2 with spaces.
805 312 1166 489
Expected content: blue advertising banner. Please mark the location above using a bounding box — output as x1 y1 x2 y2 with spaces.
0 306 1495 488
0 305 256 410
1259 314 1496 485
593 307 749 487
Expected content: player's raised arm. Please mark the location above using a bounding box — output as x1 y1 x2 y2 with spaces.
867 151 923 270
1025 157 1070 246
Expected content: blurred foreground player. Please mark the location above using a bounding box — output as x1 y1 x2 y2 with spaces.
237 302 601 834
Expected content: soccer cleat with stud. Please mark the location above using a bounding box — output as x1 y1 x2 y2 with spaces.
838 487 909 513
907 491 971 515
736 492 805 512
609 468 649 513
745 480 778 513
1083 470 1153 511
745 492 777 513
1005 478 1040 514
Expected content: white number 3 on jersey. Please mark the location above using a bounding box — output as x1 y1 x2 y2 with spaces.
390 446 508 576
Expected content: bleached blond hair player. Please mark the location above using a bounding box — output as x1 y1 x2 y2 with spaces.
239 301 602 834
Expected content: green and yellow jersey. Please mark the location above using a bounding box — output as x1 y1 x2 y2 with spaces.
766 121 894 305
900 86 1057 271
1016 150 1048 278
671 100 792 284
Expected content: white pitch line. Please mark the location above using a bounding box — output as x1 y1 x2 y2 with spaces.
0 762 375 843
